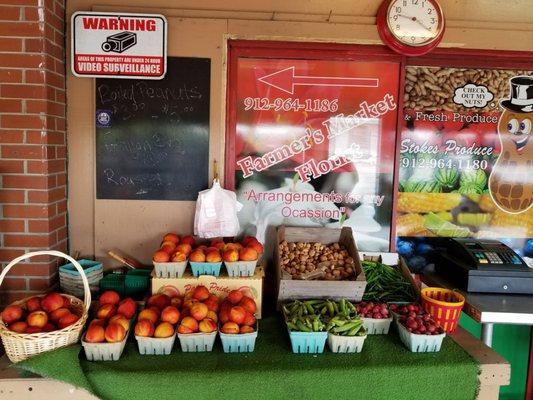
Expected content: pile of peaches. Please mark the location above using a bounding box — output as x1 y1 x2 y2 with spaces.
152 234 263 264
83 291 137 343
133 285 258 341
1 292 80 334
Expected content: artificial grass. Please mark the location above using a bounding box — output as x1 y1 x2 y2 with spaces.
16 317 479 400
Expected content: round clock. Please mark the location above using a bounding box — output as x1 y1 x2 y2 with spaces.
377 0 445 56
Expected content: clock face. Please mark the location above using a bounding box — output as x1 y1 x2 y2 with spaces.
387 0 443 46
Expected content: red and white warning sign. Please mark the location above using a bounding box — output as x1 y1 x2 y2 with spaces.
71 11 167 79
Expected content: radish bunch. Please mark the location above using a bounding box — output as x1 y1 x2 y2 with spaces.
356 302 389 319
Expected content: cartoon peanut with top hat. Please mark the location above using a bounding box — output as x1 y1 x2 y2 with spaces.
489 76 533 214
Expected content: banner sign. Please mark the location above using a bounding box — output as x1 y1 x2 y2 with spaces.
71 12 167 79
231 57 400 251
396 66 533 267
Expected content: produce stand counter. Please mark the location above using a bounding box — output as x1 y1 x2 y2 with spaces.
0 320 509 400
422 273 533 347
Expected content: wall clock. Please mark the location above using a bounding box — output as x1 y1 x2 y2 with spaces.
377 0 446 56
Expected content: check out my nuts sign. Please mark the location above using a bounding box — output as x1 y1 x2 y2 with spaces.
71 11 167 79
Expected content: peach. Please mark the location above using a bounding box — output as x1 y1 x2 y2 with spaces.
85 324 105 343
205 247 220 253
160 286 180 298
161 306 180 325
134 319 155 337
89 319 106 327
206 310 218 323
190 303 208 321
222 249 239 262
26 297 42 312
138 308 159 324
242 236 258 246
109 315 129 332
153 250 170 263
247 241 264 254
225 243 243 252
220 300 232 313
171 251 187 262
175 243 192 255
99 290 120 305
195 245 208 252
180 316 199 333
240 325 255 334
192 285 210 301
58 313 79 329
50 307 71 323
27 311 48 328
163 233 180 244
160 241 177 255
43 323 56 332
227 290 243 305
182 298 198 311
1 304 23 324
62 295 71 308
9 321 28 333
105 323 126 342
154 322 174 338
25 326 43 334
219 309 230 324
239 247 258 261
176 324 194 334
198 318 217 333
180 235 195 247
204 299 219 313
210 240 225 250
170 297 182 309
147 293 171 310
229 306 246 325
205 251 222 263
96 304 117 320
41 292 64 313
189 250 206 262
239 296 257 314
242 311 256 327
220 322 240 334
117 298 137 319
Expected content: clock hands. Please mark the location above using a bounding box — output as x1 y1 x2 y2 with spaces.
396 14 433 33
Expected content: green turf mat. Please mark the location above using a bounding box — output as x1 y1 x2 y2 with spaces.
16 317 479 400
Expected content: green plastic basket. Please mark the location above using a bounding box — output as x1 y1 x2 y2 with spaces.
125 269 151 299
99 273 126 297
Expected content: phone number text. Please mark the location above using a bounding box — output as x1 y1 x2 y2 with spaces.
243 97 339 113
401 157 489 170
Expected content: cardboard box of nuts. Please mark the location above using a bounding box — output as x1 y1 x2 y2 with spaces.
274 226 366 305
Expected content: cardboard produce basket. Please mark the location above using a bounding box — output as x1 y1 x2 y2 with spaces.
275 226 366 305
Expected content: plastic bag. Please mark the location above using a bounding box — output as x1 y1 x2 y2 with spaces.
194 180 243 238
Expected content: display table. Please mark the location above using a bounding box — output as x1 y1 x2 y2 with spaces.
422 272 533 347
0 318 509 400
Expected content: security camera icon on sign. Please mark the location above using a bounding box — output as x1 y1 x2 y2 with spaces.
101 31 137 53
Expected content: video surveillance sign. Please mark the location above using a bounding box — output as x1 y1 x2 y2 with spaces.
71 12 167 79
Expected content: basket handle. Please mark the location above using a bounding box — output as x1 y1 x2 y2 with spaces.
0 250 92 312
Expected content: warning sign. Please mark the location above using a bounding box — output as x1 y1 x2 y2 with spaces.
71 12 167 79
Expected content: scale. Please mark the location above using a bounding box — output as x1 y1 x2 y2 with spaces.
434 238 533 294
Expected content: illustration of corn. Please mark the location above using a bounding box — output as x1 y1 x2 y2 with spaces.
397 193 462 214
396 214 425 236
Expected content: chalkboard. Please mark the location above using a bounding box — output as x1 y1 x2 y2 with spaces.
95 57 210 200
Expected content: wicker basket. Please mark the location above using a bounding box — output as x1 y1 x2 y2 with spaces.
0 251 91 363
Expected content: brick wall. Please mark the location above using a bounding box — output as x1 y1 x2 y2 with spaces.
0 0 67 306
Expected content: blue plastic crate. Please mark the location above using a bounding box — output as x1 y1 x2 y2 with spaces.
288 330 327 354
220 330 258 353
59 259 102 276
189 262 222 277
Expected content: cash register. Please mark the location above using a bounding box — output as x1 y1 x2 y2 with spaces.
434 238 533 294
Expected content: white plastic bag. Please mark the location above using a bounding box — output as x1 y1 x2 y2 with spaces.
194 180 243 238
